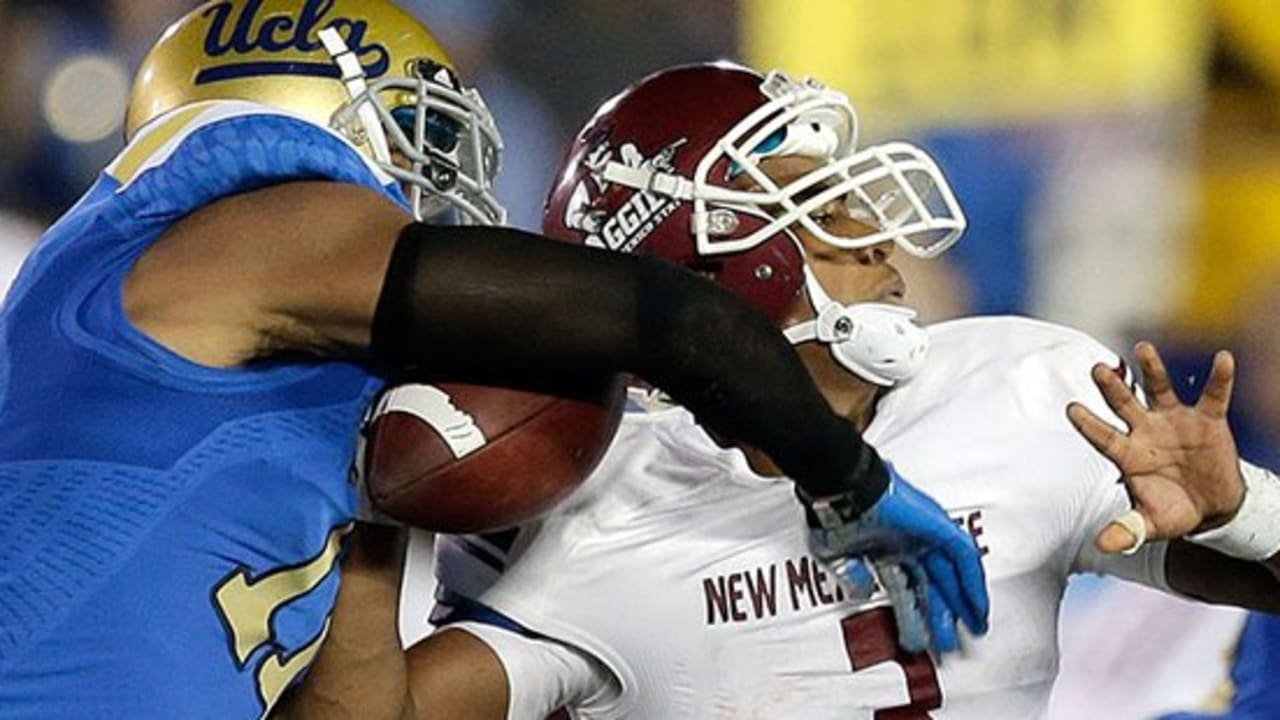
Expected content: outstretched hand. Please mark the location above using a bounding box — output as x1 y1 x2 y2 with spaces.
1066 342 1245 554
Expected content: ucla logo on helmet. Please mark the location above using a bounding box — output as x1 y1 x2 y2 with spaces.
198 0 391 85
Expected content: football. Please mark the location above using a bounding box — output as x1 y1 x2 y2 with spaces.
360 376 626 533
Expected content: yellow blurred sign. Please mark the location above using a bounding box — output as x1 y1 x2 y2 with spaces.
743 0 1211 133
1216 0 1280 89
1179 147 1280 335
1176 0 1280 334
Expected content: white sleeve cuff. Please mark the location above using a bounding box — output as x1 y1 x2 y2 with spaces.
446 621 620 720
1187 460 1280 562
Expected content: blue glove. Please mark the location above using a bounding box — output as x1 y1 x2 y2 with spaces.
805 464 989 654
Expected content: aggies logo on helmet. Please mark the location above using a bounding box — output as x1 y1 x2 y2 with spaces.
564 137 687 253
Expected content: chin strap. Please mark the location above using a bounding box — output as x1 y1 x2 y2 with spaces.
321 27 393 165
782 266 929 386
601 161 696 200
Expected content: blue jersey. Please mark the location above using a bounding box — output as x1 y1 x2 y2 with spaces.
0 101 404 718
1226 612 1280 718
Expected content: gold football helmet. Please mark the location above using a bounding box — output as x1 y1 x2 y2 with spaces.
127 0 505 224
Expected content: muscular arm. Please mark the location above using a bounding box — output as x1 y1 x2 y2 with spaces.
404 630 509 720
126 181 885 502
271 524 414 720
124 182 404 367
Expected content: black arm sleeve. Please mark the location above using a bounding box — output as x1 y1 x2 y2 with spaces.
370 223 889 510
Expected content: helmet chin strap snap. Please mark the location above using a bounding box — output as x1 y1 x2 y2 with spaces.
782 266 929 386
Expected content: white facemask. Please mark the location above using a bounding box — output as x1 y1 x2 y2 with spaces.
782 266 929 386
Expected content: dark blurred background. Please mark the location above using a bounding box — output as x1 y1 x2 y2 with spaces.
1 2 1276 716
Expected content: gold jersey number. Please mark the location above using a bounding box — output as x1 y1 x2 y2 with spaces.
213 523 352 715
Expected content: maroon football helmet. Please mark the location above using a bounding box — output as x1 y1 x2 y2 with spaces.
543 63 965 324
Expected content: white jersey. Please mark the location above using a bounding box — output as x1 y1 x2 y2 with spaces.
419 317 1164 719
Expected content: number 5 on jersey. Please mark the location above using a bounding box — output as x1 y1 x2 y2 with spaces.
843 607 942 719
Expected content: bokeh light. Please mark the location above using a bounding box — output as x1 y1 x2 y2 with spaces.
42 53 130 144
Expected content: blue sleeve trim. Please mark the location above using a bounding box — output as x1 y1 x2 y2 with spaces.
115 112 406 220
431 588 547 641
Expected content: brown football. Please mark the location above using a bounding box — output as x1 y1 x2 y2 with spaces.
361 376 626 533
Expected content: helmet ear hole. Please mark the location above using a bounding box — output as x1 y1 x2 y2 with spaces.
412 59 451 84
429 164 458 190
706 209 741 236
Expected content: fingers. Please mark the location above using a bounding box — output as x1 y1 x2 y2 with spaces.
1135 341 1178 410
1123 342 1234 418
840 557 878 601
926 581 959 654
1196 350 1236 420
878 562 930 654
1090 362 1147 429
920 550 962 628
922 549 984 638
1096 508 1151 554
904 560 959 654
1067 401 1131 465
907 496 991 635
939 535 989 635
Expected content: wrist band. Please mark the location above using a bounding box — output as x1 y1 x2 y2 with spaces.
1187 460 1280 562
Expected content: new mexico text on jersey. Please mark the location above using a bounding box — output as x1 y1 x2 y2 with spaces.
416 317 1162 720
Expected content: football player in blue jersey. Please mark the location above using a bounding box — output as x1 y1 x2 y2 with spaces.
0 1 989 717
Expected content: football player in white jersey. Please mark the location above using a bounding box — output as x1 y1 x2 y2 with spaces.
398 63 1280 719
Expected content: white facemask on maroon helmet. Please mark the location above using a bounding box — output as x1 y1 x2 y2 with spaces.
543 63 962 385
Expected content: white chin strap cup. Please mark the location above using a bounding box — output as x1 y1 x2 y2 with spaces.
783 268 929 386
